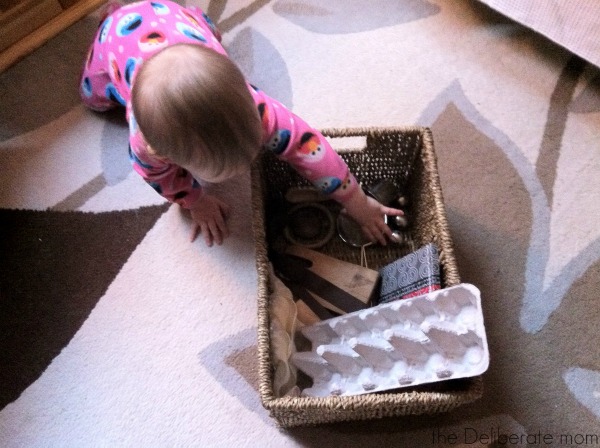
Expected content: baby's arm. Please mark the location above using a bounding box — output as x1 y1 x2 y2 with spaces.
254 90 403 245
128 132 203 208
253 88 358 203
339 189 404 245
129 134 231 246
129 128 234 246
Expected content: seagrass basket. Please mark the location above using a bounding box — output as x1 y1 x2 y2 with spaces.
250 127 483 427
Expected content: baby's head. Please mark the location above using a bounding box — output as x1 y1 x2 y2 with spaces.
131 44 262 182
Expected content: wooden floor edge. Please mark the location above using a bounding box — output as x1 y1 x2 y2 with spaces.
0 0 107 73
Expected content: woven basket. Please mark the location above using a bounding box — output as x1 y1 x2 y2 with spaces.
251 127 483 427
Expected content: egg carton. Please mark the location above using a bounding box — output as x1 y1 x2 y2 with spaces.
291 283 489 397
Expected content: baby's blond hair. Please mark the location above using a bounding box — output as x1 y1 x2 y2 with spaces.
131 44 262 177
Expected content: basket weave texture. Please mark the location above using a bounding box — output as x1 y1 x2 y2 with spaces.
250 127 483 427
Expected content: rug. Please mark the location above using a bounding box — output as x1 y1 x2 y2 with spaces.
1 0 599 446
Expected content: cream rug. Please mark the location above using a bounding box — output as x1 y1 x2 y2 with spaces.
1 0 599 446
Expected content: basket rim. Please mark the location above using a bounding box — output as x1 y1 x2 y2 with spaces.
319 125 431 139
259 375 484 408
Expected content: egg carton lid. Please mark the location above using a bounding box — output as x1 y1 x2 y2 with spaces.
291 283 489 397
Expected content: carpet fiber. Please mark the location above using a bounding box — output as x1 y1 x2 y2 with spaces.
1 0 599 446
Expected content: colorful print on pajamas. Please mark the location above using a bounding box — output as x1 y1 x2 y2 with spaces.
80 0 358 209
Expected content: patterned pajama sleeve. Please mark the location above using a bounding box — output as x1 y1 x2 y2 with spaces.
128 115 203 209
252 87 359 205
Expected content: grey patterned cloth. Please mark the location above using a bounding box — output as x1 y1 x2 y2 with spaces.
379 243 441 303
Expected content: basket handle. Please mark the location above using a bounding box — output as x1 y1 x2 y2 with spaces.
320 127 371 138
321 126 429 139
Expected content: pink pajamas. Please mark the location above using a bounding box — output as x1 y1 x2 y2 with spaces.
80 0 358 208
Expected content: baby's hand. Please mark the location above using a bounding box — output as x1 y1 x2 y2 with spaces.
189 194 231 247
342 190 403 246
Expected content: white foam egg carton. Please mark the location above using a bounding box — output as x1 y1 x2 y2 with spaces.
291 283 489 397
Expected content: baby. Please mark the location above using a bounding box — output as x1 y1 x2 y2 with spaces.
81 1 402 247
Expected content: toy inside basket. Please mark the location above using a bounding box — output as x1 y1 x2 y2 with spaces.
250 127 483 427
